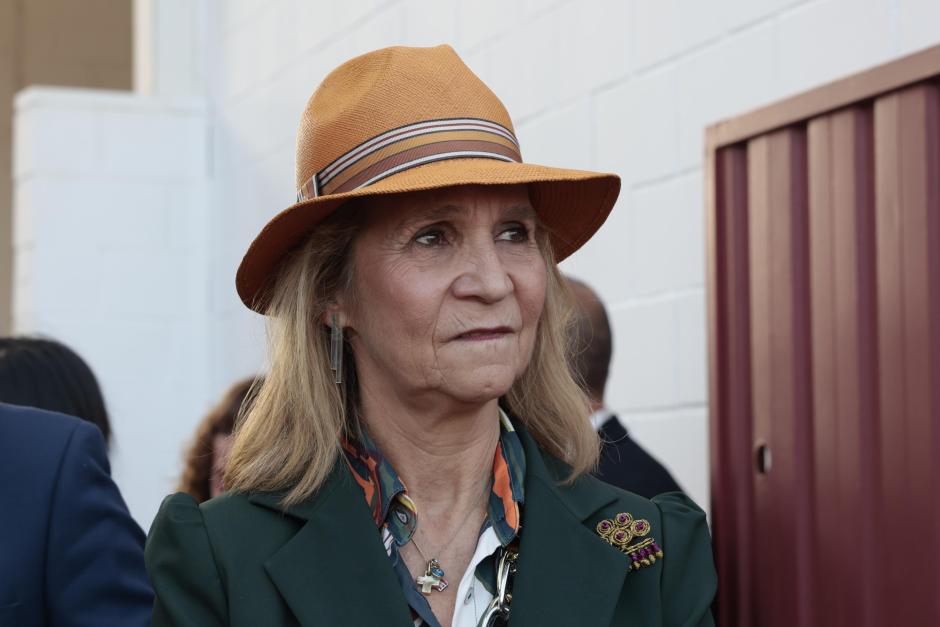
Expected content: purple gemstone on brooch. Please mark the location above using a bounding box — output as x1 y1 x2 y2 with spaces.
616 513 630 524
600 520 611 530
635 522 646 531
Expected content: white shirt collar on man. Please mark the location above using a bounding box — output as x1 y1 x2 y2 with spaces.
589 407 614 431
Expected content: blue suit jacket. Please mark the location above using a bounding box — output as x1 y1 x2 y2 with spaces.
594 415 683 499
0 403 153 627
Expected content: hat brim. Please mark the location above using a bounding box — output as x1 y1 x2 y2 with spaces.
236 158 621 313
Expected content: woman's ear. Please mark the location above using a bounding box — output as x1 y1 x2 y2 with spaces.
322 301 349 329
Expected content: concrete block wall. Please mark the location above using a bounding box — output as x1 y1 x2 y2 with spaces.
14 0 940 526
207 0 940 515
12 87 211 525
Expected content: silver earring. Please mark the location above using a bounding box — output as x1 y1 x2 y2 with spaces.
330 314 343 384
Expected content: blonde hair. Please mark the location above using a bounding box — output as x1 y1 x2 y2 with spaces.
226 196 598 505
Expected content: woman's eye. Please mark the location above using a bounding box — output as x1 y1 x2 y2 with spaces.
496 224 530 243
414 228 447 246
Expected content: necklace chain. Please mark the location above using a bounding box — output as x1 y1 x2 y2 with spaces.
409 483 490 595
411 485 489 562
411 501 487 563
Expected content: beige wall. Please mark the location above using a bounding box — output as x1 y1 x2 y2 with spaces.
0 0 132 334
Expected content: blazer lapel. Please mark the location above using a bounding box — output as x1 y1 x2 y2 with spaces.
250 466 414 627
509 427 634 627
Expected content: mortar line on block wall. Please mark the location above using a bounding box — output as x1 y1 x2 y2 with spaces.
13 171 207 186
774 0 825 23
192 175 214 444
724 0 814 38
590 0 811 98
617 402 708 418
587 92 596 170
521 0 573 24
514 92 590 129
633 22 768 78
221 0 405 108
300 0 405 56
206 119 215 178
607 286 706 312
462 28 517 58
14 89 207 115
14 99 207 117
223 135 295 170
887 0 901 55
462 0 572 57
629 166 702 191
22 308 185 323
218 0 273 38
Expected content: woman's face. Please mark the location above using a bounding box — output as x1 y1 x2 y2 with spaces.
338 184 546 407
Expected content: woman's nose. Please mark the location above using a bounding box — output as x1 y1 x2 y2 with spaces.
451 239 513 302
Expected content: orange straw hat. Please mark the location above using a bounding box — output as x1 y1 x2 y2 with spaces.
236 44 620 313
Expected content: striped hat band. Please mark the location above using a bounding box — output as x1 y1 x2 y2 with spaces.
297 117 522 201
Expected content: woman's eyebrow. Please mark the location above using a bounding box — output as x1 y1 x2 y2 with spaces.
395 204 466 232
502 204 536 221
394 202 535 232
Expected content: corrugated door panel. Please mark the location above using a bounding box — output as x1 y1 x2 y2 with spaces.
747 128 815 627
708 47 940 627
806 106 879 627
873 82 940 625
710 146 754 627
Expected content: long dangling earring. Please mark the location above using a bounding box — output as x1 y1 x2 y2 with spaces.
330 314 343 384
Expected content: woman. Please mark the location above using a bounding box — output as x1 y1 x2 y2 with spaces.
0 336 112 445
146 45 716 626
177 377 260 503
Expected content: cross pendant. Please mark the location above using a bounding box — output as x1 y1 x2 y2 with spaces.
416 573 439 595
415 558 448 595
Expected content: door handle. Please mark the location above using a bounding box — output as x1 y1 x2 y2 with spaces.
754 440 772 474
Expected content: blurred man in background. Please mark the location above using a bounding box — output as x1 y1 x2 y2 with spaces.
0 336 152 625
0 402 153 626
567 277 683 498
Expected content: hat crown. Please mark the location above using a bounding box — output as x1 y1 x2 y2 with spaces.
295 45 517 191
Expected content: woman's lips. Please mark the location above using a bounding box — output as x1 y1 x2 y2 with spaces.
453 326 514 341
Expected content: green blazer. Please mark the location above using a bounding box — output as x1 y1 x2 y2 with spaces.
146 426 716 626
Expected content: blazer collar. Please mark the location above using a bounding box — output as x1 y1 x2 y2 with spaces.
509 424 634 626
247 424 633 627
249 465 414 627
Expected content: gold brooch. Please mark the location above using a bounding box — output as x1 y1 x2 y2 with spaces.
596 512 663 572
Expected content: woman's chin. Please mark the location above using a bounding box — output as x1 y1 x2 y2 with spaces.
440 366 519 404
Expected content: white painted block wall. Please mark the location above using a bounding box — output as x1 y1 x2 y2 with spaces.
207 0 940 516
12 0 940 528
12 87 211 526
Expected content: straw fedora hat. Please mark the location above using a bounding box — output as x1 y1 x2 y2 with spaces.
236 44 620 313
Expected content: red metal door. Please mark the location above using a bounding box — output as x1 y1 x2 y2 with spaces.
707 45 940 626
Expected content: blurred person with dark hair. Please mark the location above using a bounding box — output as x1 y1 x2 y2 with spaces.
0 336 112 445
567 277 683 498
178 377 261 503
0 402 153 625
